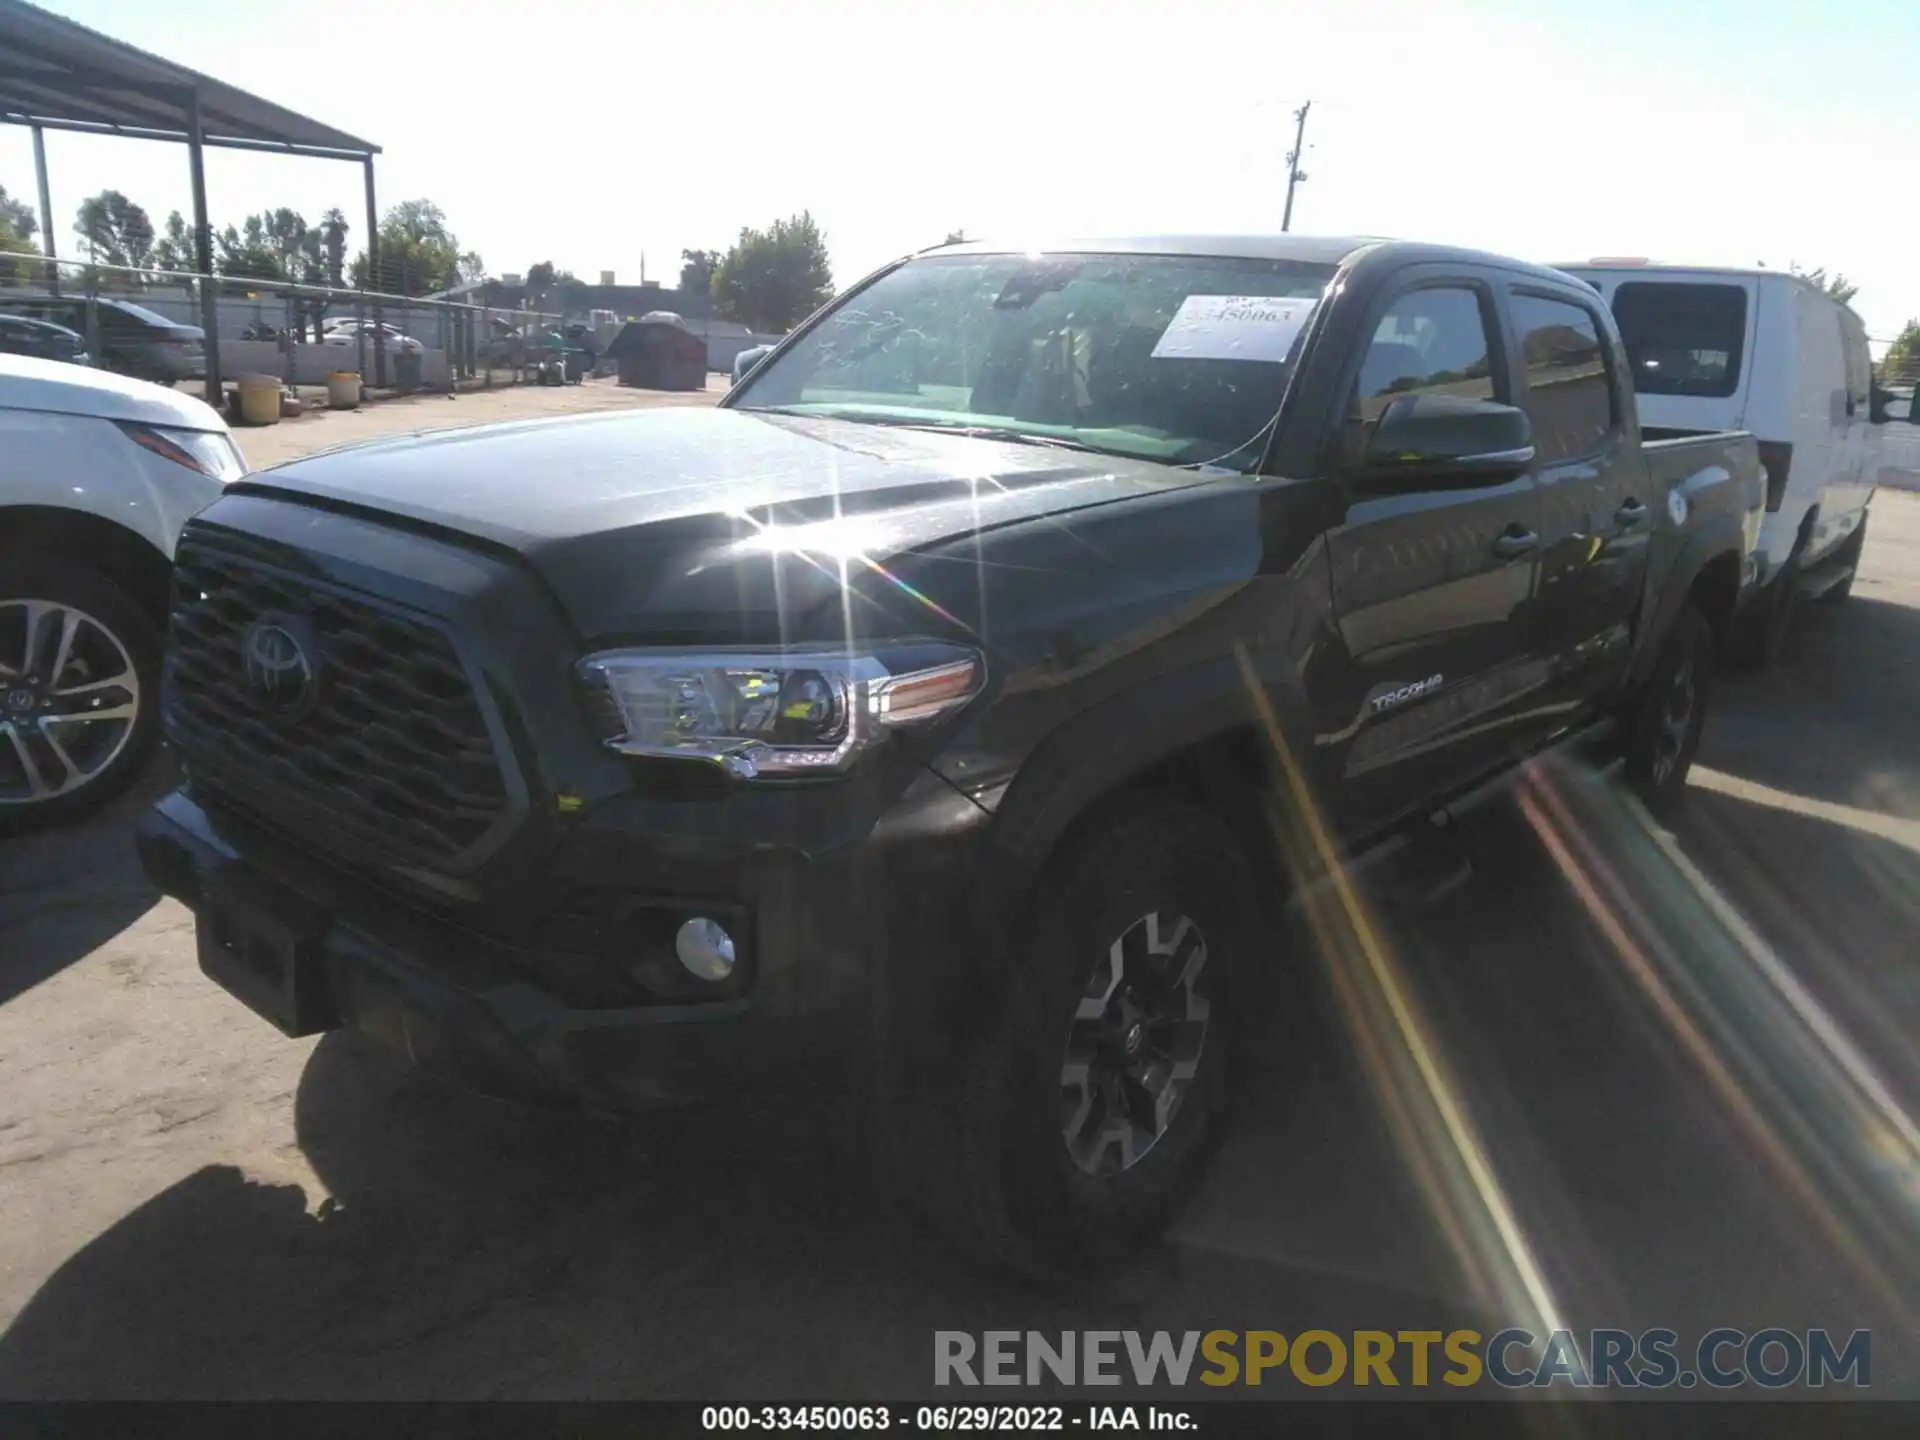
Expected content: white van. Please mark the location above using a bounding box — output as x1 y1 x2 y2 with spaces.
1560 261 1895 661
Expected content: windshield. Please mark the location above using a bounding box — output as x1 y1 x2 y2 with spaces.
731 251 1335 471
108 299 191 330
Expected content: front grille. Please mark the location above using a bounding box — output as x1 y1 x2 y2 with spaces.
166 532 512 872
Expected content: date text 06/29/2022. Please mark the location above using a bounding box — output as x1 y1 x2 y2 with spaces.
702 1406 1191 1432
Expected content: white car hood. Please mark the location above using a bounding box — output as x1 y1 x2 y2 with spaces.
0 353 230 433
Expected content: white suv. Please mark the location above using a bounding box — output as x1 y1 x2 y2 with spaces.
0 354 246 828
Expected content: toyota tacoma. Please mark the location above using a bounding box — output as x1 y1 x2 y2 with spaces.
137 237 1763 1269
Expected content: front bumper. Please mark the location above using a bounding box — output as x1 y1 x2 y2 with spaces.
137 771 1000 1109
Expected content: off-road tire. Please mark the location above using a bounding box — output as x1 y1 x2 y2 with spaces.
908 794 1258 1276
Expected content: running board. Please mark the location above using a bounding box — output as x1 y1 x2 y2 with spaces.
1284 716 1619 917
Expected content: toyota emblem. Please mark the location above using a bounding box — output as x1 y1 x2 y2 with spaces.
241 621 316 715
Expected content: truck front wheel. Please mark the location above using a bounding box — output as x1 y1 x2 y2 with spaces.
925 794 1256 1275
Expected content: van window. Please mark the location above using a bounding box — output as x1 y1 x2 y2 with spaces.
1610 282 1747 398
1838 307 1871 416
1511 293 1615 464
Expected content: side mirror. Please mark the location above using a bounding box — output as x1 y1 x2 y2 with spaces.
1357 394 1535 486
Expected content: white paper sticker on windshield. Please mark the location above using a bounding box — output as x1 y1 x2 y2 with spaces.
1149 295 1315 363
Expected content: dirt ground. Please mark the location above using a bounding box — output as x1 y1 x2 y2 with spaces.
3 465 1920 1397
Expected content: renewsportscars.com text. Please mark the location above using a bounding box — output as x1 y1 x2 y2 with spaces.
933 1329 1870 1390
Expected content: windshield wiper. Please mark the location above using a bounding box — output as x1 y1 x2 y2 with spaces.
744 407 1115 457
881 421 1110 454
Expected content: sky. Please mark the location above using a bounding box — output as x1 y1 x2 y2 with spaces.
4 0 1916 346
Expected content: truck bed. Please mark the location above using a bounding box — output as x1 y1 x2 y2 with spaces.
1640 427 1766 595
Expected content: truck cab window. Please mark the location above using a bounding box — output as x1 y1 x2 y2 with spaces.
1512 293 1615 464
1343 286 1496 462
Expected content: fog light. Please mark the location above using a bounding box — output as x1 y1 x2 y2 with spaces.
675 916 737 982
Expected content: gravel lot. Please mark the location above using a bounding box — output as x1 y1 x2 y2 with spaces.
3 429 1919 1398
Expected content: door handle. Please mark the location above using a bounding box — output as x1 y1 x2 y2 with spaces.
1493 529 1539 560
1615 499 1649 527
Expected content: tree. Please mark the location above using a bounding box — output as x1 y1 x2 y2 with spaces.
349 198 469 296
152 210 199 275
942 230 967 245
524 260 579 290
1791 264 1859 306
73 190 155 272
215 215 286 282
319 209 349 287
678 247 722 298
210 208 323 284
711 212 834 332
0 184 36 244
1883 320 1920 385
0 225 43 285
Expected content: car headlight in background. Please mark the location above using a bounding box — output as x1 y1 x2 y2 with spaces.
577 644 983 778
116 421 248 483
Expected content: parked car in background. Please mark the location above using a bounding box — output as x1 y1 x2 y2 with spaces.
0 294 204 385
731 342 774 386
321 320 424 356
0 353 246 829
1562 261 1909 662
0 314 89 367
137 235 1762 1271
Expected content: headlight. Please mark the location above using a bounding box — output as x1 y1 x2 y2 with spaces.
577 644 983 778
117 422 249 483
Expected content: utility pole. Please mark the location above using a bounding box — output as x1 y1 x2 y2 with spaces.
1281 100 1312 233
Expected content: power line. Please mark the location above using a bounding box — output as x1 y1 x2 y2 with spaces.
1282 101 1312 233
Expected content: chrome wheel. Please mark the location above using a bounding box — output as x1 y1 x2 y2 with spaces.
1650 655 1696 788
1059 909 1211 1177
0 598 143 807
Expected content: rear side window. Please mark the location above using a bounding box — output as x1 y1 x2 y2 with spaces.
1511 292 1615 464
1610 282 1747 398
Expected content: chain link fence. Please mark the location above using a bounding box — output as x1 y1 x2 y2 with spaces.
0 252 570 405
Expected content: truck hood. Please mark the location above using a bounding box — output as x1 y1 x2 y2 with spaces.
236 406 1212 643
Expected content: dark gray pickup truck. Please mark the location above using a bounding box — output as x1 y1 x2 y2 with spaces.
137 235 1763 1271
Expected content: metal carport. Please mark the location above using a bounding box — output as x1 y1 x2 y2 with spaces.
0 0 383 402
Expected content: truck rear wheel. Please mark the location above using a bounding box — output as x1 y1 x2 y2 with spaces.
0 563 163 833
917 794 1255 1275
1624 603 1712 814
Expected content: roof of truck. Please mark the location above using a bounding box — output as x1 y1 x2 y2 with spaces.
924 234 1385 264
922 234 1596 286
